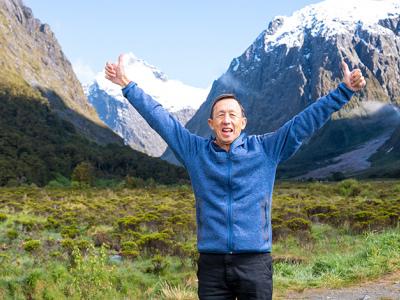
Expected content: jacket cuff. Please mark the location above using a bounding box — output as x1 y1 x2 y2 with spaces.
122 81 137 97
338 82 356 100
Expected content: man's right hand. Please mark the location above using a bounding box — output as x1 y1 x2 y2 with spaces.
105 54 131 88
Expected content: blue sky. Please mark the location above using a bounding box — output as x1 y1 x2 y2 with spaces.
23 0 322 88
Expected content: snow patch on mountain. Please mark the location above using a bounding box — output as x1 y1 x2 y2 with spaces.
262 0 400 52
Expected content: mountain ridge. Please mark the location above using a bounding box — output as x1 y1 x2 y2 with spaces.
163 0 400 178
0 0 122 145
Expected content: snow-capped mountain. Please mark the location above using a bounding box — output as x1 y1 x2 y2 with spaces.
164 0 400 178
84 53 209 156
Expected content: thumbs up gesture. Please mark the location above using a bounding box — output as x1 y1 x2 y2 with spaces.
105 54 131 88
342 61 366 92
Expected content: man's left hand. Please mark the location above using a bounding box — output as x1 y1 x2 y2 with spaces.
342 61 366 92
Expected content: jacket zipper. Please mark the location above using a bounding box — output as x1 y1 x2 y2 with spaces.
227 153 232 253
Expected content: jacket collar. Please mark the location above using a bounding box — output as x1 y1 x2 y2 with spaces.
210 132 246 152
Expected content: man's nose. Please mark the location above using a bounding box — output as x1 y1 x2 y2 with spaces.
222 114 231 124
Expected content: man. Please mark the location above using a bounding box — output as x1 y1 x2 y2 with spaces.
105 54 365 299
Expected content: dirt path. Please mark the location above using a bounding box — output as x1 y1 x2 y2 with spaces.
284 272 400 299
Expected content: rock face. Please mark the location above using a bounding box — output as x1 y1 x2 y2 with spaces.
0 0 122 145
84 53 209 157
164 0 400 178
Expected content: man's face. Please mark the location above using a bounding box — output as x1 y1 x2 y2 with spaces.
208 98 247 152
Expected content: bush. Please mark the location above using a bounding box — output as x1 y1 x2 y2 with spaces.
43 217 60 230
46 180 64 188
61 238 75 255
93 231 111 247
0 213 8 223
45 237 56 247
143 255 170 275
72 162 95 187
50 252 64 260
23 240 41 252
119 251 139 261
6 229 18 241
120 241 137 252
75 239 90 254
118 216 141 232
124 175 137 189
284 218 311 234
61 226 79 239
70 244 111 299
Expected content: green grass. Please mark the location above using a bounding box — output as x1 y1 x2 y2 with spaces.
0 181 399 299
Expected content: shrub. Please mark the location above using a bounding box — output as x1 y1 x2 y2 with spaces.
117 216 141 232
93 231 111 247
272 225 290 242
72 162 95 187
46 180 64 188
137 231 173 258
21 219 41 232
61 238 75 255
310 213 328 223
21 270 43 299
145 177 156 189
43 217 60 229
0 213 7 223
119 251 139 261
23 240 41 252
61 226 79 239
172 243 191 265
284 218 311 234
332 171 345 182
70 244 111 299
45 237 56 247
306 205 338 218
6 229 19 241
75 239 90 254
120 241 137 252
124 175 137 189
50 252 64 260
143 255 170 275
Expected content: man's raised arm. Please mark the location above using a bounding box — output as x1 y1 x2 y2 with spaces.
261 61 366 164
104 54 201 168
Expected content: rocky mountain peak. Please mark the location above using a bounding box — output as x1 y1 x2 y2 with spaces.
166 0 400 178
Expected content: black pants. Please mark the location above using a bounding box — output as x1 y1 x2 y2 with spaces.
197 252 273 300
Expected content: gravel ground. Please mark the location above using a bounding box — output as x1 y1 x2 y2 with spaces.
285 272 400 300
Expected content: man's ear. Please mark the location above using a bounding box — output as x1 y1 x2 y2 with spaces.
241 117 247 130
208 119 214 131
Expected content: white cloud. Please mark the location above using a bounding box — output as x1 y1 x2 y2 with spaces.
72 58 96 84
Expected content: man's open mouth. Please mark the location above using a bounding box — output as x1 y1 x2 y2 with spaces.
222 129 233 132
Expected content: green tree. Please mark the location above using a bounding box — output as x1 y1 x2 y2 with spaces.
72 162 95 187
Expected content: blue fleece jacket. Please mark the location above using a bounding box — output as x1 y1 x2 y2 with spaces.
122 82 355 254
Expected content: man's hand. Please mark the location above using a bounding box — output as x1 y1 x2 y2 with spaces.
105 54 131 88
342 61 366 92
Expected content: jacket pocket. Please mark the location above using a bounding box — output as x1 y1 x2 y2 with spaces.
262 196 269 242
196 198 203 242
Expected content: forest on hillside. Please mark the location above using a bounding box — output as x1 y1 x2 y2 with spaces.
0 83 189 187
